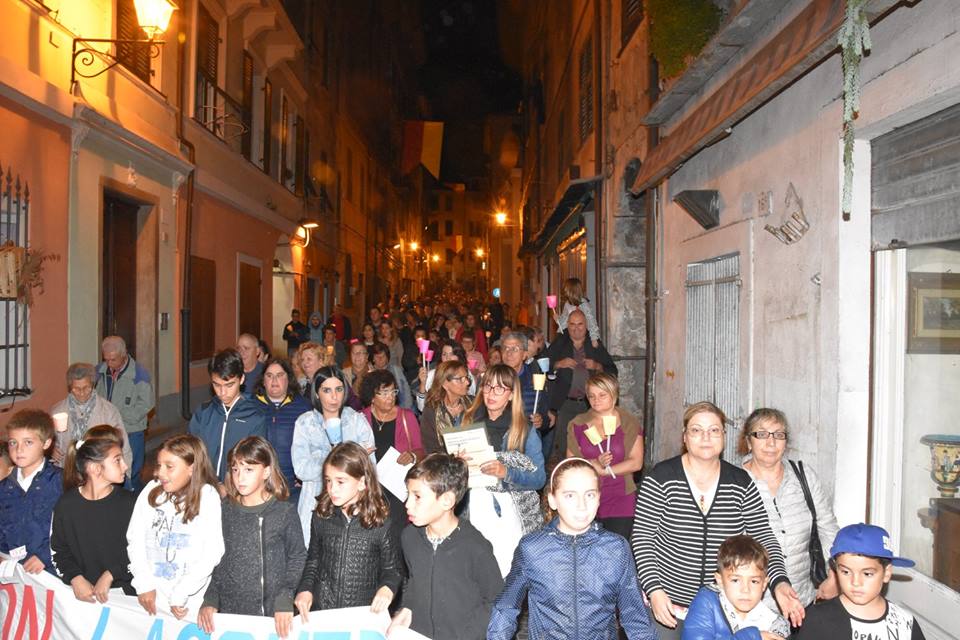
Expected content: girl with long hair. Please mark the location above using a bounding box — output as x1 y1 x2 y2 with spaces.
294 442 401 617
291 366 375 544
199 437 306 639
552 277 601 347
126 434 224 621
51 425 136 601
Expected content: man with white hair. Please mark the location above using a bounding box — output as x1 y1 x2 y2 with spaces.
95 336 153 490
236 333 265 396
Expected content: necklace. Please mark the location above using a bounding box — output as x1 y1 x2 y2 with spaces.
426 524 459 549
371 408 394 432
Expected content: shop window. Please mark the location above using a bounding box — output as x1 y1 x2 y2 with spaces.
684 253 741 459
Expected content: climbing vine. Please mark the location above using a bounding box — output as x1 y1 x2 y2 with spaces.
838 0 871 221
648 0 724 78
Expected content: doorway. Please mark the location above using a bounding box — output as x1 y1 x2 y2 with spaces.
102 193 139 357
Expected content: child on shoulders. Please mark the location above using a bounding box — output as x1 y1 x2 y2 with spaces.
389 453 503 640
796 523 925 640
0 409 62 575
51 425 136 600
553 278 602 348
683 535 789 640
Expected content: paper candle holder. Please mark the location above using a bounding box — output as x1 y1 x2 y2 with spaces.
546 295 558 309
532 373 546 391
583 425 604 446
601 415 618 436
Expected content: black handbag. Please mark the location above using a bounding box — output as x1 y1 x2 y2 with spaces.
789 459 829 587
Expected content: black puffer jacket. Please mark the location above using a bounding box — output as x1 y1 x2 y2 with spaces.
202 497 306 616
296 508 402 610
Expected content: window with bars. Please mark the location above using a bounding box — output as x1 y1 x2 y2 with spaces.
621 0 644 48
579 38 594 143
0 165 30 397
684 253 741 461
116 0 151 83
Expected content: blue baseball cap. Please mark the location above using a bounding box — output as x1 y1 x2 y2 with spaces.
830 523 915 567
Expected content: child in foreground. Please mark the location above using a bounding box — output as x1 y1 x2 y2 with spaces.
682 535 789 640
389 453 503 639
294 441 401 618
126 434 225 621
0 409 62 575
487 457 658 640
796 523 925 640
51 425 137 600
199 436 306 639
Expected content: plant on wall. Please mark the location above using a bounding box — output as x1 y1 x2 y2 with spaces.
648 0 724 78
838 0 871 221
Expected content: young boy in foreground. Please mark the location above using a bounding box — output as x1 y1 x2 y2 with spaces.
683 534 790 640
0 409 63 574
389 453 503 640
796 523 925 640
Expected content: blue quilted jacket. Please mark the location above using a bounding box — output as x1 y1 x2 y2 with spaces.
488 519 658 640
0 462 62 573
682 587 762 640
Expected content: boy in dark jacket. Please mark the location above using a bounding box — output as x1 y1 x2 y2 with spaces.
189 349 267 482
0 409 62 575
389 453 503 640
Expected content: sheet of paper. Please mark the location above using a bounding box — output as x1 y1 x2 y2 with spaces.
376 446 413 502
443 426 498 488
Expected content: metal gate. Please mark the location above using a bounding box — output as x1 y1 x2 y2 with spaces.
0 162 30 398
684 253 741 460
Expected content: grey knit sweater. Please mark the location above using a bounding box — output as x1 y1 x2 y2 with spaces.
202 497 306 615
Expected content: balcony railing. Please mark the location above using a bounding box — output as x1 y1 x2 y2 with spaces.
194 72 251 160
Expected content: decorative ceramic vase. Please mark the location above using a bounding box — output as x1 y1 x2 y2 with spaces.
920 434 960 498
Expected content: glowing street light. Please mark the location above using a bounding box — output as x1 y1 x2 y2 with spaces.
494 211 507 226
431 253 440 263
475 248 485 258
133 0 178 39
409 241 419 251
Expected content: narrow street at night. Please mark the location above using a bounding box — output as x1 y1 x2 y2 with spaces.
0 0 959 638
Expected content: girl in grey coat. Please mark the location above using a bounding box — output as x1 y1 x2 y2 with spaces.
199 437 306 639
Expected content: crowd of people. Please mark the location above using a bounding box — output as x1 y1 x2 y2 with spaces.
0 279 927 639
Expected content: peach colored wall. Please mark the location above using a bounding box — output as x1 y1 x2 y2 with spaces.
0 95 70 425
188 191 280 388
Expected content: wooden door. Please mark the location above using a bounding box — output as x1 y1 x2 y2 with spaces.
103 194 138 356
238 261 261 337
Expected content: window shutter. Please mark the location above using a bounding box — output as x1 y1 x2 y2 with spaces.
116 0 151 83
295 116 306 195
280 95 290 184
241 51 254 160
262 79 273 175
189 256 217 360
196 4 219 82
621 0 644 47
579 38 594 143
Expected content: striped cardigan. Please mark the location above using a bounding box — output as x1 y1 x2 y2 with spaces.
630 455 789 608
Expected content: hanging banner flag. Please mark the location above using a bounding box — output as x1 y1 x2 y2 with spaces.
0 558 430 640
401 121 444 178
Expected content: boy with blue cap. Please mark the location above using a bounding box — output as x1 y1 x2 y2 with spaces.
796 523 925 640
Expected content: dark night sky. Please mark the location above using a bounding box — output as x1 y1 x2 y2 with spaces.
417 0 522 181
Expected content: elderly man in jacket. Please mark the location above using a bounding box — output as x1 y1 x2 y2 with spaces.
96 336 153 491
543 310 617 465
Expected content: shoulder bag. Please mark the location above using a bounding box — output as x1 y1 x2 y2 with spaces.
789 459 829 587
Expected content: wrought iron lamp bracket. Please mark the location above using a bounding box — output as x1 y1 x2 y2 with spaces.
71 37 163 87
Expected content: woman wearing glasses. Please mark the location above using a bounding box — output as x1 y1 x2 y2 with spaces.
359 369 425 465
291 366 375 544
740 407 840 608
419 360 474 455
462 364 546 576
630 401 803 639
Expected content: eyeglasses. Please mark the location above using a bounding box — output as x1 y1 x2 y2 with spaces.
482 384 510 397
375 388 399 397
502 345 522 353
685 426 724 439
447 375 469 384
749 430 787 440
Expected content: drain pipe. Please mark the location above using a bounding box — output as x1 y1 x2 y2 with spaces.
176 11 196 421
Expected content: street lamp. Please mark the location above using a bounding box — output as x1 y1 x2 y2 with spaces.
431 253 440 263
71 0 178 87
494 211 507 226
409 241 419 252
475 248 485 258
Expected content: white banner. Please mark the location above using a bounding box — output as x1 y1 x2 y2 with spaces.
0 558 429 640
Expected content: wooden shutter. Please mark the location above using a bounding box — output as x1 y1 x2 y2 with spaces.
196 4 219 83
578 38 594 143
241 51 254 160
116 0 151 83
189 256 216 360
262 79 273 175
280 95 290 185
295 117 306 195
237 262 261 338
621 0 644 47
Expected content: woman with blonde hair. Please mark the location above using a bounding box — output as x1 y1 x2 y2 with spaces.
462 364 546 576
293 342 333 397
